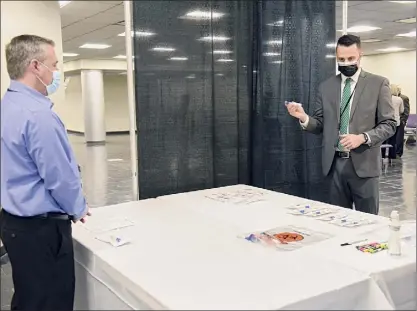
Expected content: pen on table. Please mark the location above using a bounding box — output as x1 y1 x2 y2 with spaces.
340 239 368 246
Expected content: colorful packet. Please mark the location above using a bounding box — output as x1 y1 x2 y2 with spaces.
356 242 388 254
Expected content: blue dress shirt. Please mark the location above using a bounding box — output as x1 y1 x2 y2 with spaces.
1 81 87 219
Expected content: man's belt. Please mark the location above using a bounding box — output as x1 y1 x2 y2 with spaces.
336 151 350 159
2 210 71 221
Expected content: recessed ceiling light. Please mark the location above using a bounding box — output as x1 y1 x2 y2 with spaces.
341 25 381 33
215 73 224 76
199 35 230 42
362 39 382 43
212 50 233 54
326 55 336 58
395 17 416 24
266 20 284 27
326 43 336 48
79 43 111 49
396 30 416 37
377 47 407 52
118 31 155 37
263 52 280 56
266 40 282 45
59 1 71 8
63 52 79 57
390 1 416 3
169 57 188 61
151 47 176 52
182 10 225 20
217 59 234 62
185 74 196 79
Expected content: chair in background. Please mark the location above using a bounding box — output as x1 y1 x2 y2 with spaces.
381 144 393 173
405 114 417 145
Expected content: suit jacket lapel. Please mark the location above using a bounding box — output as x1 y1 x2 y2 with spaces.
350 70 368 122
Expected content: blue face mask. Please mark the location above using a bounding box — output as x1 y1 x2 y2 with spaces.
45 71 61 95
36 61 61 95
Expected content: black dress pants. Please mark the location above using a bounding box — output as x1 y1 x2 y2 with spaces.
396 123 406 157
0 210 75 311
382 126 400 159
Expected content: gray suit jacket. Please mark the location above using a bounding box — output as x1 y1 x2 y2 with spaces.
305 70 396 178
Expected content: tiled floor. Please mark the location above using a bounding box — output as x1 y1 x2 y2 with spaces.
1 134 416 310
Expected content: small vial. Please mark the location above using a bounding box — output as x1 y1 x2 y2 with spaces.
388 210 401 256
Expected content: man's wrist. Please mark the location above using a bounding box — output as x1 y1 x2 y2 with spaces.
299 114 308 123
361 133 369 145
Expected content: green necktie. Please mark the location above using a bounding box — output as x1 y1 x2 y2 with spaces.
338 78 352 150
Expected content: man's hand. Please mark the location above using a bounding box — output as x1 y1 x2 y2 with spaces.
340 134 365 151
285 102 308 123
73 208 91 224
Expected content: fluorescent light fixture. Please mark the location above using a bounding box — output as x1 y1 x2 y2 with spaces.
151 46 176 52
59 1 71 8
199 35 230 42
62 52 79 57
169 57 188 61
113 55 127 59
215 73 224 76
217 59 234 62
263 52 280 56
362 39 382 43
267 20 284 27
390 1 416 3
395 17 416 24
326 43 336 48
266 40 282 45
343 25 381 33
326 54 336 58
396 30 416 37
118 31 155 37
183 10 225 20
185 74 196 79
80 43 111 49
376 47 407 52
272 60 283 64
212 50 233 54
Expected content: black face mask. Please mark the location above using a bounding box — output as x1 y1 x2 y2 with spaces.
338 63 358 77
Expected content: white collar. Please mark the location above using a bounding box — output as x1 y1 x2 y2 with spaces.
341 67 362 84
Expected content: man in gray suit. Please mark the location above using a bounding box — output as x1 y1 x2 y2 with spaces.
286 34 396 215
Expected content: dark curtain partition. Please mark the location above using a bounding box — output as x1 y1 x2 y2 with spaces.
132 0 335 200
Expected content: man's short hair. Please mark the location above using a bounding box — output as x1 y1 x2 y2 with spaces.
337 34 361 49
5 34 55 80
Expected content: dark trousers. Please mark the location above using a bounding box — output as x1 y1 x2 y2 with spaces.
396 123 406 157
382 126 400 159
329 156 379 215
0 210 75 311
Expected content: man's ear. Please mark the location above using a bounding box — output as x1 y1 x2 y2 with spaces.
29 59 40 74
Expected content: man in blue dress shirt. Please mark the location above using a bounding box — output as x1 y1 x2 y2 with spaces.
1 35 90 311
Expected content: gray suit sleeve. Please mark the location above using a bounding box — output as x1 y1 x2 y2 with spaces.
305 85 324 134
365 78 396 146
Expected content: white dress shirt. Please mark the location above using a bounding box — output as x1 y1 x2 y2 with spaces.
300 68 371 144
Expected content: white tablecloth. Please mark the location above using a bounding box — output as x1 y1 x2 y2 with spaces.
72 185 416 310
